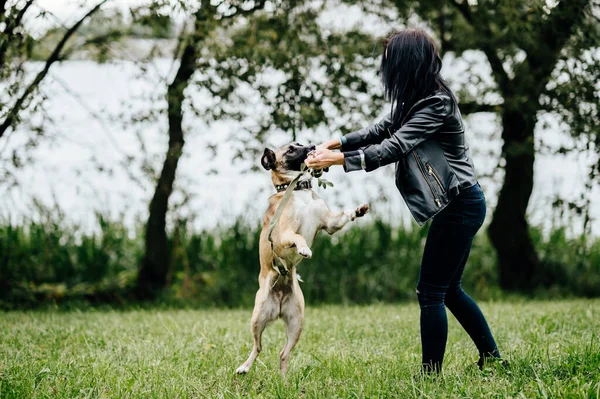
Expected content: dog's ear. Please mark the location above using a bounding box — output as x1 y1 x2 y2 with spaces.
261 148 276 170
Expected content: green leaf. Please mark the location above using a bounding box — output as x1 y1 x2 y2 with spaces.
316 177 334 189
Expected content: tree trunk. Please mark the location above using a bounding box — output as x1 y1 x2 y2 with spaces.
488 104 540 292
444 0 590 293
136 41 199 298
134 1 269 298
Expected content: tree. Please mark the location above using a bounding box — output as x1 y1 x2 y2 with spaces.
135 0 385 297
135 0 259 297
0 0 109 137
385 0 599 292
0 0 118 189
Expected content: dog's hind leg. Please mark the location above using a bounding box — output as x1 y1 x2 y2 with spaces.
279 284 304 376
322 204 369 234
236 284 278 374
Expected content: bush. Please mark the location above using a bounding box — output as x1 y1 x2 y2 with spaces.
0 213 598 309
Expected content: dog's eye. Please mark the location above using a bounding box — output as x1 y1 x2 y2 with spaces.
287 148 294 154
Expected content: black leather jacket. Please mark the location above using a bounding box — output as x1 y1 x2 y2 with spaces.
341 91 478 225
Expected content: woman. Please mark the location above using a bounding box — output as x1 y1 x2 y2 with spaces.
305 29 502 373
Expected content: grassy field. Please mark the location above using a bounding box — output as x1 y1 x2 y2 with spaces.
1 300 599 398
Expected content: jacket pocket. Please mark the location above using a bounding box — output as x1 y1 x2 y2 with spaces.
412 151 442 208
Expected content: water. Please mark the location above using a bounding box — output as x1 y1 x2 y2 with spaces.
1 57 598 237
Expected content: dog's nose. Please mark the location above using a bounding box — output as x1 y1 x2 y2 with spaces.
308 145 316 151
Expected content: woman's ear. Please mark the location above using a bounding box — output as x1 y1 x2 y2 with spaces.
261 148 276 170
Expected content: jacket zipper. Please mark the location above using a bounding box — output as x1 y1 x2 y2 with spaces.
426 163 446 193
413 152 441 207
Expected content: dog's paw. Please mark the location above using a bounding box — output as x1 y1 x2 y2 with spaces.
297 246 312 259
235 364 250 374
353 204 370 219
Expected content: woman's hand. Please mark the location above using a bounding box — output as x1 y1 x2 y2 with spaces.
317 138 342 151
305 149 344 169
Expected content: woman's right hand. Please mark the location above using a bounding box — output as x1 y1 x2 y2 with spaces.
317 138 342 151
305 148 344 169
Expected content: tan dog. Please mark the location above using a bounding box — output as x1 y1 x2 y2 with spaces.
235 142 369 375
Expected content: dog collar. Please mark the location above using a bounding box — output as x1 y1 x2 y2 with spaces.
275 180 312 192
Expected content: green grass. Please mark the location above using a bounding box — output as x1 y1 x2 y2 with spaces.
1 300 599 398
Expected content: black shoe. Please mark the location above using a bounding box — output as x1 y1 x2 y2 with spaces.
477 356 510 371
477 348 505 370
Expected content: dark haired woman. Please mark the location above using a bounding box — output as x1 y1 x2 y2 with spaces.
305 28 502 373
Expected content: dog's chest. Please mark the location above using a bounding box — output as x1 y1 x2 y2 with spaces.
290 191 324 246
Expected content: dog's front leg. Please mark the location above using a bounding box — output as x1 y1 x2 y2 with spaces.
280 230 312 258
323 204 369 235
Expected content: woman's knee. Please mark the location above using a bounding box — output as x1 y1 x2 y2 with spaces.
444 285 466 307
416 283 446 309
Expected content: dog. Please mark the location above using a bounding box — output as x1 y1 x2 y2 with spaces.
235 142 369 375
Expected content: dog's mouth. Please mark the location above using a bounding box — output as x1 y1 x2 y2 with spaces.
282 144 315 171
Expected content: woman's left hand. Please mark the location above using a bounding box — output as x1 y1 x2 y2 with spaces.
305 149 344 169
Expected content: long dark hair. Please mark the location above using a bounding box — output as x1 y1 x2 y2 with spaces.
381 29 456 127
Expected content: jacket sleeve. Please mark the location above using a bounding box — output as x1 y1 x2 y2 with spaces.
343 96 451 173
340 113 394 151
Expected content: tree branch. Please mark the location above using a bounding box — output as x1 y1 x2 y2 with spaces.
540 0 589 53
447 0 473 24
447 0 511 93
480 44 511 93
527 0 589 87
0 0 109 139
0 0 35 70
459 101 502 115
11 0 34 28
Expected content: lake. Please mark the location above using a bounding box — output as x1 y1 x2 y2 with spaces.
1 57 598 237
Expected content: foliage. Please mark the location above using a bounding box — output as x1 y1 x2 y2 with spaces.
0 213 141 308
396 0 600 145
31 8 176 62
209 1 386 157
0 301 599 397
133 0 389 295
1 212 599 309
2 0 599 300
0 0 110 187
375 0 600 291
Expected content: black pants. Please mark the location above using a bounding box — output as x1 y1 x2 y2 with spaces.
417 183 500 372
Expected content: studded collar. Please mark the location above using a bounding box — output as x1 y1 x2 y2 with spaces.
275 179 312 193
